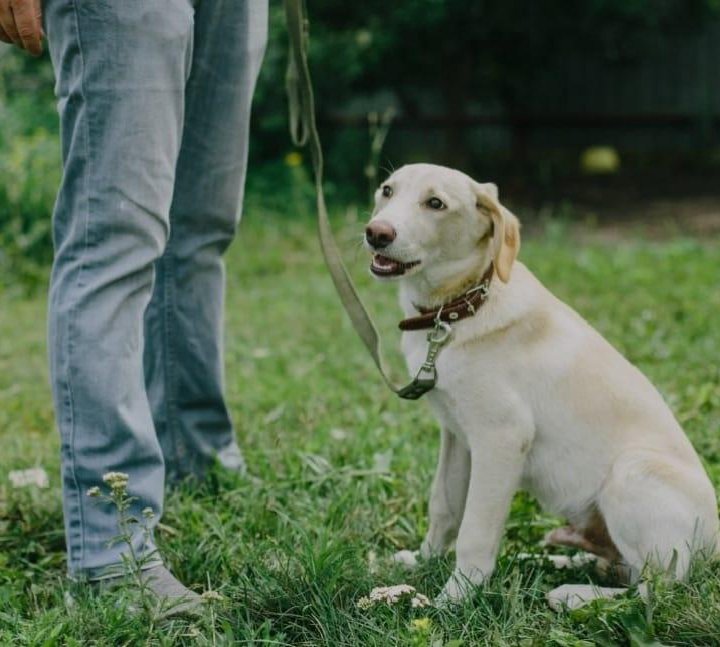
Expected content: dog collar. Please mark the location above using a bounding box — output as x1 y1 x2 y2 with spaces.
398 264 494 332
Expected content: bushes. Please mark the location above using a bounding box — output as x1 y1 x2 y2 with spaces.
0 128 60 286
0 47 59 288
2 0 719 287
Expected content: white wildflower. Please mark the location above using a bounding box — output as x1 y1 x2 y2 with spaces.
102 471 129 493
410 592 431 608
9 467 49 489
356 596 373 610
355 584 432 609
368 584 414 604
86 486 101 498
102 471 129 486
329 428 348 441
201 590 224 602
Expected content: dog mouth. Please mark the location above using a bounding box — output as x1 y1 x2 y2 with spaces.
370 254 421 277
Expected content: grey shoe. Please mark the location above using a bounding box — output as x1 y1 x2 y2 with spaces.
93 564 203 617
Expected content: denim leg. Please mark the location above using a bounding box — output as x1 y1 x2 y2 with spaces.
144 1 268 481
45 0 195 577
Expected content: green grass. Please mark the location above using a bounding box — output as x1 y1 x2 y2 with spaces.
1 205 720 646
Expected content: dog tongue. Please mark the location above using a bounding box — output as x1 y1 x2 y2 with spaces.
375 255 396 267
371 254 406 276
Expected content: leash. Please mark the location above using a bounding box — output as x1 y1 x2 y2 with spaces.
283 0 455 400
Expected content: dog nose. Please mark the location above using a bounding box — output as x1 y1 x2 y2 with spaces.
365 220 397 249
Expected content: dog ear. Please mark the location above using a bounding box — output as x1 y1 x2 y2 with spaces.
481 182 499 201
474 183 521 283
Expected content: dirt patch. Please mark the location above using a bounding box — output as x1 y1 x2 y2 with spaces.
505 163 720 241
573 196 720 241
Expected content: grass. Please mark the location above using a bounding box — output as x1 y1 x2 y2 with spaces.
1 201 720 646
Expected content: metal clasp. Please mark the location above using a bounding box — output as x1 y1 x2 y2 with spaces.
397 320 453 400
424 319 452 366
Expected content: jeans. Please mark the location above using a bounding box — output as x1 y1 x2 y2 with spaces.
44 0 267 578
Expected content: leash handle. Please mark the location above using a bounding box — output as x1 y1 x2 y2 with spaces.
284 0 406 395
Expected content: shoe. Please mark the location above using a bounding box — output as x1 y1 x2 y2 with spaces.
92 564 203 617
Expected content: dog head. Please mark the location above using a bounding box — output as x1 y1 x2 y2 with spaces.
364 164 520 303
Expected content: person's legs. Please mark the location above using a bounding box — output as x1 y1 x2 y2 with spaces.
45 0 195 578
144 0 268 481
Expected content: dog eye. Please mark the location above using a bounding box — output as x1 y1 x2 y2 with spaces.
425 197 446 210
381 185 393 198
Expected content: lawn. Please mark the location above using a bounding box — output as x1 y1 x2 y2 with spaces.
1 203 720 646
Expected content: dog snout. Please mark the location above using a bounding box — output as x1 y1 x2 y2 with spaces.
365 220 397 249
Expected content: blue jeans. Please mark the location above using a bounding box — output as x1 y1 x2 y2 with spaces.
44 0 267 578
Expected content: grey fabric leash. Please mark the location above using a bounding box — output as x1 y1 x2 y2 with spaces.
284 0 451 400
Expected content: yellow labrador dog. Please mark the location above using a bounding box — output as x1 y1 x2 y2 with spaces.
364 163 718 605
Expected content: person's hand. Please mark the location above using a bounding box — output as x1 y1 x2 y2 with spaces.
0 0 43 56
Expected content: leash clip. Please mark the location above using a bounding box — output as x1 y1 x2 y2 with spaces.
397 320 453 400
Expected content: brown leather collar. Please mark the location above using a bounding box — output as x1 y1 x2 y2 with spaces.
398 264 494 332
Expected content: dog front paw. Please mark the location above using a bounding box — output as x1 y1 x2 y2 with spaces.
435 568 484 606
392 549 421 569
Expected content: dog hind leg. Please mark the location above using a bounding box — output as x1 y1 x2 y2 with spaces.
598 451 719 581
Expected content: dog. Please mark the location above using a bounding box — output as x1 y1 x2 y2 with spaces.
364 163 718 605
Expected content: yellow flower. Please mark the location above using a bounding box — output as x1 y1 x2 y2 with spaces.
284 152 303 167
411 617 431 632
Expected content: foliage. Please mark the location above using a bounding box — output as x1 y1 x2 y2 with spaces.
263 0 720 170
2 1 720 283
1 210 719 644
0 48 59 285
256 0 720 124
